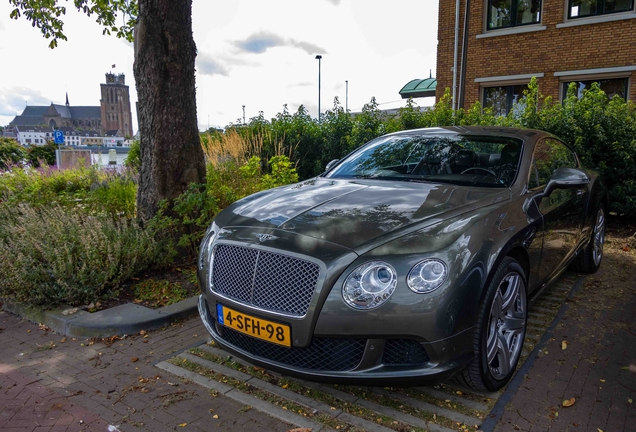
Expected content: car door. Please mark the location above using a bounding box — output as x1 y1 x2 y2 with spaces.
529 138 587 283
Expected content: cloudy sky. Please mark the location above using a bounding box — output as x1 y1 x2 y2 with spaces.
0 0 439 132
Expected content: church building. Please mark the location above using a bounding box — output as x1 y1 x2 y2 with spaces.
9 73 134 138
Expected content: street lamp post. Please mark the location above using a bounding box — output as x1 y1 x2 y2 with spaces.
345 80 349 112
315 55 322 122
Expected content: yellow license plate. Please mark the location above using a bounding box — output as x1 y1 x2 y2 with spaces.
217 304 291 347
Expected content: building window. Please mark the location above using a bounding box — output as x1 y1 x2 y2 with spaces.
483 84 528 116
561 77 629 100
488 0 542 29
568 0 634 19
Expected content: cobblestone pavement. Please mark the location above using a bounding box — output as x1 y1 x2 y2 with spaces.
493 250 636 432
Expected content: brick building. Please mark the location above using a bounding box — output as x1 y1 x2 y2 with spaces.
436 0 636 115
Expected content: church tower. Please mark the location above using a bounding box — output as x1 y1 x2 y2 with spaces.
100 73 133 137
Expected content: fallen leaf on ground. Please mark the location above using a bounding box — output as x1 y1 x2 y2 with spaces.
561 341 568 350
140 330 147 335
629 398 633 403
131 357 139 363
600 379 605 382
178 423 187 427
562 397 576 407
212 415 219 419
60 337 66 343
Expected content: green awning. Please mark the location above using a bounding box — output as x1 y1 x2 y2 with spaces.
399 77 437 99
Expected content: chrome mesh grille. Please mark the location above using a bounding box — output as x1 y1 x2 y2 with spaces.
211 244 320 317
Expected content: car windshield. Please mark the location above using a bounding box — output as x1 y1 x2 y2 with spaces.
325 133 523 188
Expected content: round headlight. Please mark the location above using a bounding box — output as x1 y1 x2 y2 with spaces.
342 261 397 310
407 259 448 293
198 223 218 270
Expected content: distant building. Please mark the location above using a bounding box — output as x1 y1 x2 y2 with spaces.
13 126 53 146
100 73 133 138
9 73 134 137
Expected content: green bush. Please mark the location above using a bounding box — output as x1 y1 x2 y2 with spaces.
0 203 175 307
0 137 25 170
26 142 57 168
0 164 137 218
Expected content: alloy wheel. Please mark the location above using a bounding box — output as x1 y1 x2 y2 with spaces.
486 272 527 380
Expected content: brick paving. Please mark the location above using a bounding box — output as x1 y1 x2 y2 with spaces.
494 250 636 432
0 311 291 431
2 250 635 431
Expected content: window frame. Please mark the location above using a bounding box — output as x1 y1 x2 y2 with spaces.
482 84 529 116
567 0 635 20
486 0 543 31
560 76 630 101
555 67 635 101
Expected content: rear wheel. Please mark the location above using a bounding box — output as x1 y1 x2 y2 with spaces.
455 257 527 391
571 204 605 274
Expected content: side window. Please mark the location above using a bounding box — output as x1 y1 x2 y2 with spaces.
531 139 578 187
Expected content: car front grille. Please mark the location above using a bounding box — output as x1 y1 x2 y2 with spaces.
211 244 321 317
382 339 430 366
218 326 366 371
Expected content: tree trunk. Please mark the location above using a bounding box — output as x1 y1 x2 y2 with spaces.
133 0 205 221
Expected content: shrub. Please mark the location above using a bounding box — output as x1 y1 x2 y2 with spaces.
0 164 97 208
0 137 25 170
26 142 57 168
86 169 138 219
0 203 174 307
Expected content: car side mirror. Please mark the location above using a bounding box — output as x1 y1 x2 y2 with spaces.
544 167 590 197
325 159 340 172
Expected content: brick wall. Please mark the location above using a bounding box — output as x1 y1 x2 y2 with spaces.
436 0 636 109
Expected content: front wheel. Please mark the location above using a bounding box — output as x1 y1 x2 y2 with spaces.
455 257 527 391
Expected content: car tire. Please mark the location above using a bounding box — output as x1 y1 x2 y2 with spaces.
455 257 528 392
570 204 605 274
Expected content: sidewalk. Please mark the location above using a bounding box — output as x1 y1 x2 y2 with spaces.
0 311 291 431
492 249 636 431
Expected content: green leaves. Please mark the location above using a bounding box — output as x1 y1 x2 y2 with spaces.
8 0 137 49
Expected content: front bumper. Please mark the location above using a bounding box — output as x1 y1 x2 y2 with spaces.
198 294 474 386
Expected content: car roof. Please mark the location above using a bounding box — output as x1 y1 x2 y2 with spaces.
385 126 550 142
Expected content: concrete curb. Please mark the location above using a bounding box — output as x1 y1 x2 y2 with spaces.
1 296 198 338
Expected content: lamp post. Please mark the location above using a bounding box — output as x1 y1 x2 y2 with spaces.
315 55 322 122
345 80 349 112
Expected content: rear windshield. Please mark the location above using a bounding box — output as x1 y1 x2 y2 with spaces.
325 134 523 188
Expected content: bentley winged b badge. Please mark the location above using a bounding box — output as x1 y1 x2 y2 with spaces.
256 233 279 242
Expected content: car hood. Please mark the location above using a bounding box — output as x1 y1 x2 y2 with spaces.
217 178 508 250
